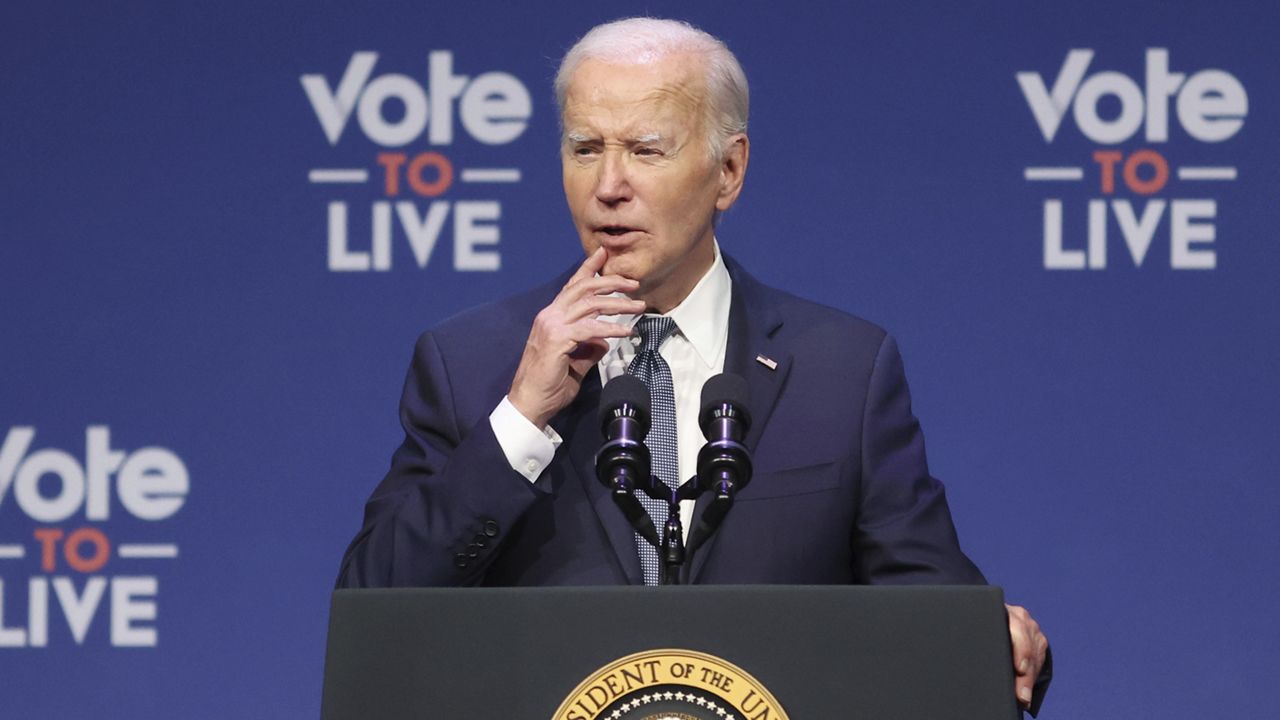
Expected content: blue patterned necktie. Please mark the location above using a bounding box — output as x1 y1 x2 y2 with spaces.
626 316 680 586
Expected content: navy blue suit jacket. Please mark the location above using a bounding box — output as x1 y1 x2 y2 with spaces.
338 256 984 588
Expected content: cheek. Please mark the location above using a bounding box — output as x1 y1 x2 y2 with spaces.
563 187 590 224
658 172 716 219
562 165 588 202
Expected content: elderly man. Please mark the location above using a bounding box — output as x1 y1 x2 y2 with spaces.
338 17 1049 713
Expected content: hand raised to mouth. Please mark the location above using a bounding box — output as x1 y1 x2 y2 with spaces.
508 247 646 428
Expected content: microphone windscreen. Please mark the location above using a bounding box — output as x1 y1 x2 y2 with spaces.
599 374 650 428
699 373 752 435
700 373 750 412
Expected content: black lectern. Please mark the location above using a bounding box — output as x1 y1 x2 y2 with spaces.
321 585 1019 719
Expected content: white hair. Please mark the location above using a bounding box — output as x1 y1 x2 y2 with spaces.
554 17 750 159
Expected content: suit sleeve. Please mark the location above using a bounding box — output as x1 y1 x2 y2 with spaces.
336 331 549 588
852 333 986 585
854 335 1054 713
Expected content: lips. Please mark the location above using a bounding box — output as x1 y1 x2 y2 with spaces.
597 225 640 236
592 225 644 247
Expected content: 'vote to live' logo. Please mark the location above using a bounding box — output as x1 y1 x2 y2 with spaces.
301 51 534 273
0 427 188 648
1016 49 1248 270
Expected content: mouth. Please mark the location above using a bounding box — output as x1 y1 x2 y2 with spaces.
594 224 642 239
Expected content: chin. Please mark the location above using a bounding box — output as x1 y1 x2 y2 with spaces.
601 255 644 282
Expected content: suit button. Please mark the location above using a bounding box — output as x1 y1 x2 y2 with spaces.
472 535 488 548
453 553 468 568
483 520 500 537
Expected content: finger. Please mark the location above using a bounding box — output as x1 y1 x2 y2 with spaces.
536 320 633 359
1005 604 1040 709
569 337 610 363
1011 634 1032 677
1007 609 1030 702
560 273 641 305
564 318 640 344
569 245 609 283
1009 617 1032 675
1015 676 1033 708
1011 606 1044 671
526 307 635 364
563 295 647 323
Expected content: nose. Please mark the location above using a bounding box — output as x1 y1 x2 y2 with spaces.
594 150 632 206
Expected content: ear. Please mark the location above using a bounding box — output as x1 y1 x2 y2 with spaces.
715 133 750 211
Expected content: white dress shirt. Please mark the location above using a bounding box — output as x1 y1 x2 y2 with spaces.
489 244 732 538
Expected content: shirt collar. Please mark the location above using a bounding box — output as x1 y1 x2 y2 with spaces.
598 240 732 372
660 242 730 369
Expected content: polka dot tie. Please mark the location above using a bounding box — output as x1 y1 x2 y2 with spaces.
626 316 680 585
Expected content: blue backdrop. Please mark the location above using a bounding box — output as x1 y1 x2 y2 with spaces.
3 1 1278 717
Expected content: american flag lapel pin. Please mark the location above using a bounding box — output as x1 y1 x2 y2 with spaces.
755 354 778 371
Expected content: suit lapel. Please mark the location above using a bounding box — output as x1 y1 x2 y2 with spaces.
565 368 644 584
689 257 791 583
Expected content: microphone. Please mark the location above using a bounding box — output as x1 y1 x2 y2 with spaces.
595 375 660 547
697 373 753 496
688 373 753 558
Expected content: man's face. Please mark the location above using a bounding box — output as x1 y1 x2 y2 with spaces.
561 54 747 312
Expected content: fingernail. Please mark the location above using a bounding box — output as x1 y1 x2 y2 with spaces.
1019 658 1030 674
1018 687 1032 704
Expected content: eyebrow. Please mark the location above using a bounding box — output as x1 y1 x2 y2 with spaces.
564 132 666 144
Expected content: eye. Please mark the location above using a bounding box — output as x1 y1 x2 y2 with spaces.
573 145 599 157
635 147 662 157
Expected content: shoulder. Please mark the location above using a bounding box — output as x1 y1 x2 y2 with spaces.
725 254 889 357
418 270 568 351
396 271 571 417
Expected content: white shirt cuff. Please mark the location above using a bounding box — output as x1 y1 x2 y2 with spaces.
489 395 563 483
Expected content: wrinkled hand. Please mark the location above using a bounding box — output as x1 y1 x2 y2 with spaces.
508 247 645 428
1007 603 1048 710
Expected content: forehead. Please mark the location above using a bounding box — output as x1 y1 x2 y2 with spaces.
561 55 707 133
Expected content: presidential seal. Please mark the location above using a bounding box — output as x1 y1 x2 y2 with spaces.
552 649 789 720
